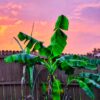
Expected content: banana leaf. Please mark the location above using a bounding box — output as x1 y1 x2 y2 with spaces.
18 15 69 58
83 78 100 89
26 66 34 90
80 72 100 82
57 55 100 71
54 15 69 30
18 32 51 57
18 32 37 49
48 29 67 57
41 82 47 94
4 52 41 65
47 15 69 57
4 52 39 96
67 76 95 99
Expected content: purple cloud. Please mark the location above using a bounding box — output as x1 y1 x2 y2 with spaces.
74 4 100 23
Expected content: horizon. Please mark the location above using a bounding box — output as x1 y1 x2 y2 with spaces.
0 0 100 54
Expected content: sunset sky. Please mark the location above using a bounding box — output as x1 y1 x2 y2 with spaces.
0 0 100 54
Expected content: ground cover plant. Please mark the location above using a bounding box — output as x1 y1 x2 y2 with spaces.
4 15 100 100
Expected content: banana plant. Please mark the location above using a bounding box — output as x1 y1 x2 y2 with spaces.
67 72 100 100
4 48 42 99
4 15 100 100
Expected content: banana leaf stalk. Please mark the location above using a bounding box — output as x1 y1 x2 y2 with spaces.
26 65 35 100
21 65 26 100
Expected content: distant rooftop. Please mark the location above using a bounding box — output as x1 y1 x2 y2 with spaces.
94 53 100 57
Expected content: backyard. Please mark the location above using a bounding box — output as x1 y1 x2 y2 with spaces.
1 15 100 100
0 0 100 100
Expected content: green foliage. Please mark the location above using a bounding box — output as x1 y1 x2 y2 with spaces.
79 72 100 89
54 15 69 30
49 29 67 57
48 15 68 57
57 55 99 71
67 76 95 99
18 32 51 57
4 51 42 93
41 82 47 94
42 59 58 75
4 15 100 100
67 72 100 99
26 66 34 89
52 78 62 100
83 78 100 89
4 52 41 65
18 15 69 58
18 32 37 49
80 72 100 82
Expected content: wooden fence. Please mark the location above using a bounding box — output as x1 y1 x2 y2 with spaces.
0 50 100 100
0 51 30 100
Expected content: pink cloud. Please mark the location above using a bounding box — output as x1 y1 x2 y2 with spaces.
0 16 17 25
0 2 22 10
0 2 23 32
0 2 23 17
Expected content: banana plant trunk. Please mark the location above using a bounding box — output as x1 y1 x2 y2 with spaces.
48 74 54 100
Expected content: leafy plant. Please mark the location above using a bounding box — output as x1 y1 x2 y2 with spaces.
4 15 100 100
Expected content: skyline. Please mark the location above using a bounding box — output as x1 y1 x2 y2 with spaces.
0 0 100 54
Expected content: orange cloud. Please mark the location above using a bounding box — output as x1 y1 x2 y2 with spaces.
0 16 23 36
0 25 7 35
